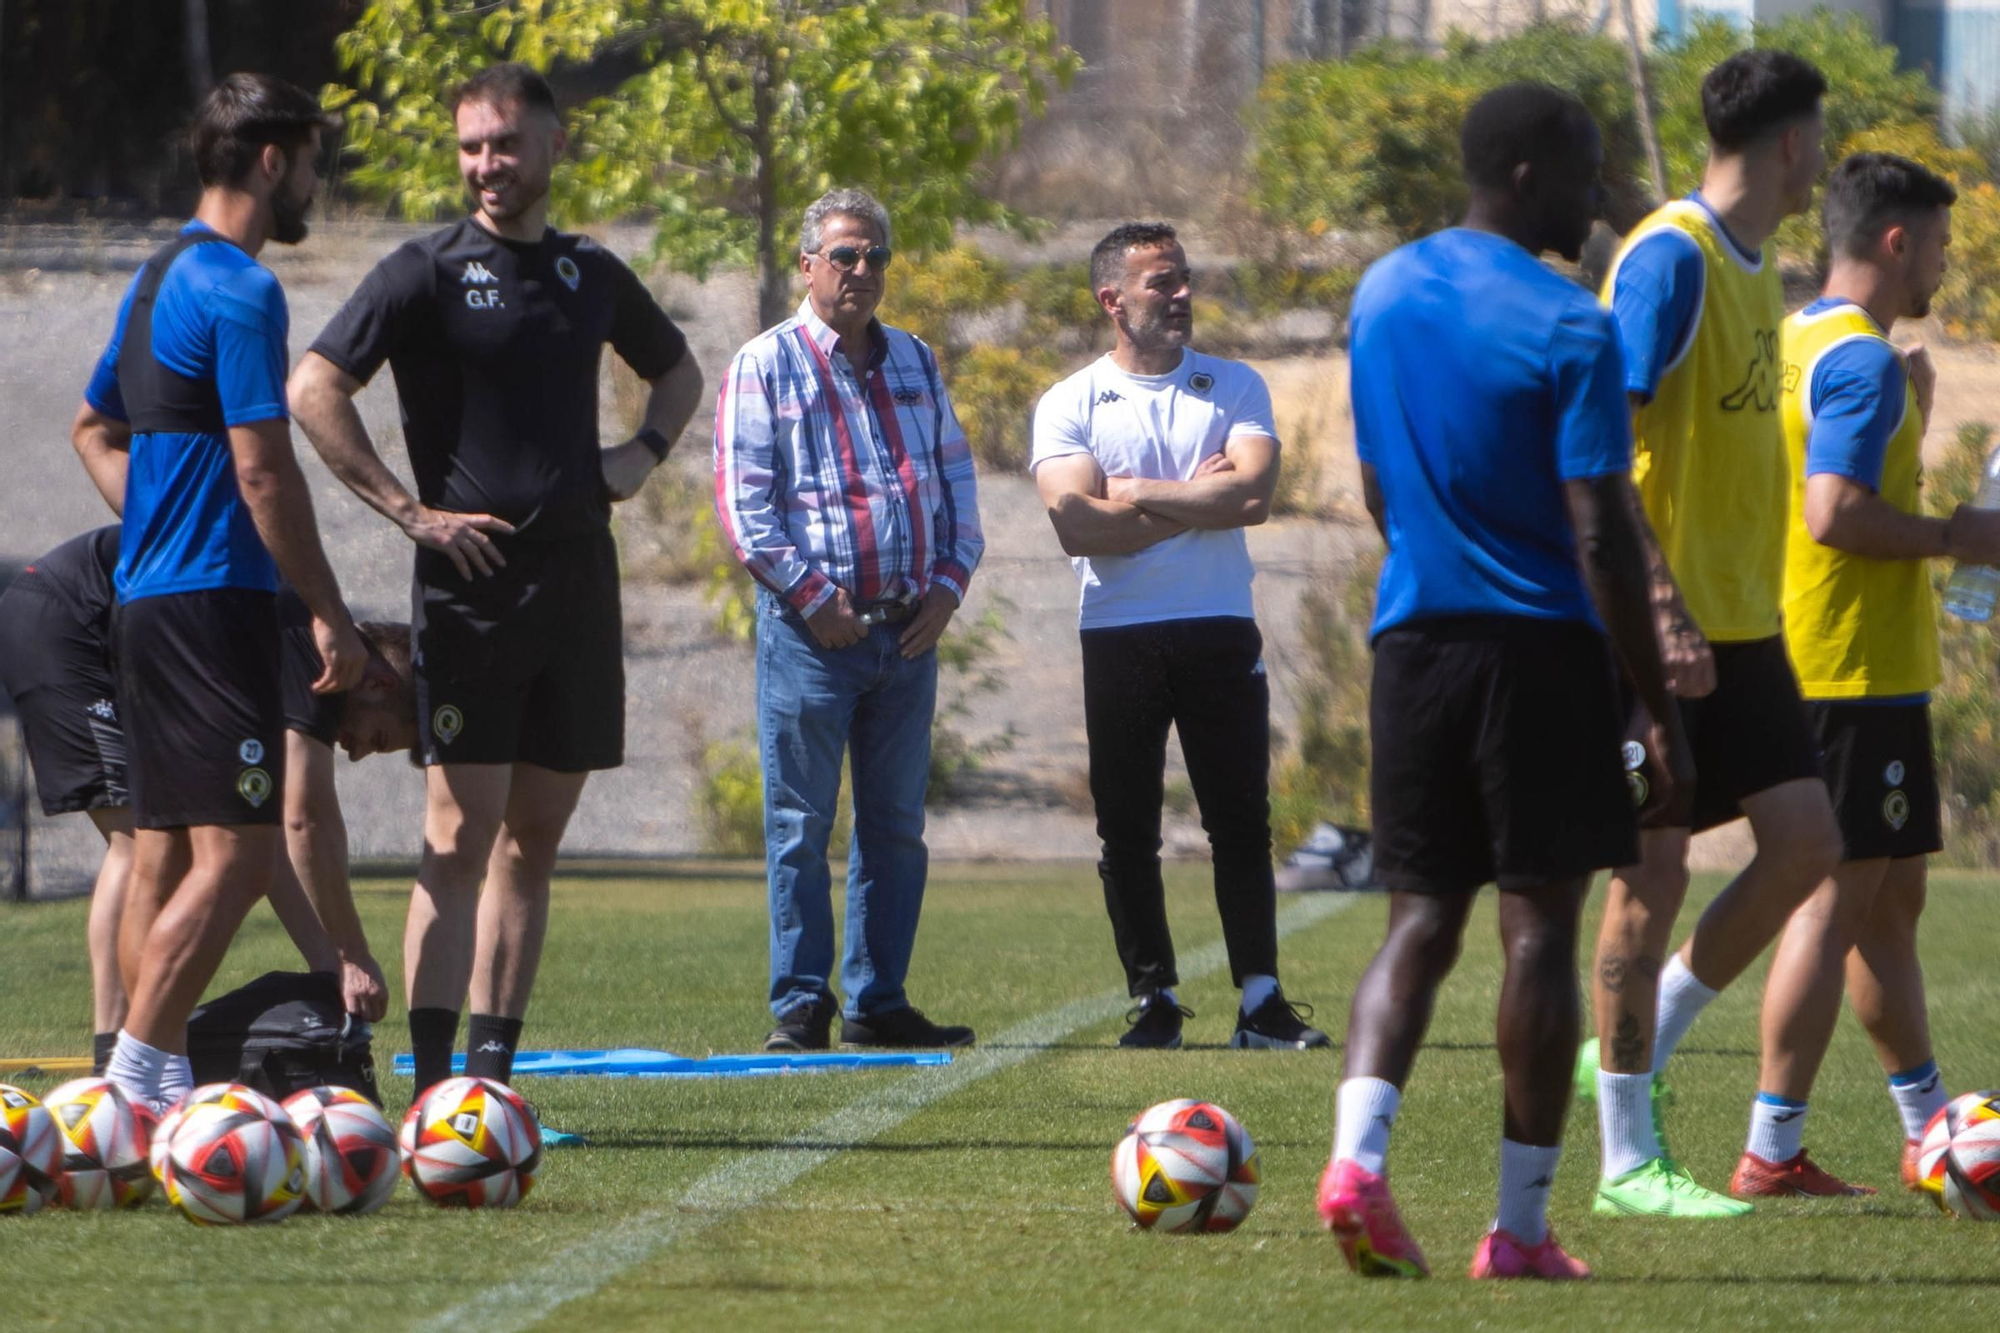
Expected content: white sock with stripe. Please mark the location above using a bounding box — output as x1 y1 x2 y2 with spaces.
1745 1092 1808 1164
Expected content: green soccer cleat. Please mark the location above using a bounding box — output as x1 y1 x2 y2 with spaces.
1594 1158 1754 1218
1574 1038 1600 1101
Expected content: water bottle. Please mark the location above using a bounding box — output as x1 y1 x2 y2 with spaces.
1945 445 2000 622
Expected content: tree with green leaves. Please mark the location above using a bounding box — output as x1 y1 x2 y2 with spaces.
326 0 1078 329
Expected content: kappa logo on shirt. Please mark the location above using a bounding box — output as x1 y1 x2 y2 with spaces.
1094 389 1124 406
1720 329 1780 413
461 260 504 309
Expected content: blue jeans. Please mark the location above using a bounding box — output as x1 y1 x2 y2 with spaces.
757 591 938 1020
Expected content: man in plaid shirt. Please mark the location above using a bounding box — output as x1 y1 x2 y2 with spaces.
715 187 984 1052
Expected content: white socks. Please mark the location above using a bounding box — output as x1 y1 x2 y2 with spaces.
105 1032 191 1111
1333 1077 1401 1174
1746 1093 1808 1164
1494 1139 1560 1244
163 1054 193 1104
1240 974 1279 1013
105 1030 170 1103
1651 954 1718 1077
1598 1070 1661 1178
1889 1060 1946 1140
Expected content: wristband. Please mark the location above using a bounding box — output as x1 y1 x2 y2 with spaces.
634 427 671 464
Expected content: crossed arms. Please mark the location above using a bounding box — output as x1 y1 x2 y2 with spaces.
1034 434 1279 557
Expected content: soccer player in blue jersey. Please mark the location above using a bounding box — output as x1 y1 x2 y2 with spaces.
69 73 368 1113
1318 84 1690 1280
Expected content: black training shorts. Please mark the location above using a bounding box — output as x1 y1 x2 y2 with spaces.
115 589 285 829
1809 700 1941 862
1621 636 1824 833
1370 616 1637 894
0 581 127 815
412 529 624 771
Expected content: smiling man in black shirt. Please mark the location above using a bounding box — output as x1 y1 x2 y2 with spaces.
289 63 704 1103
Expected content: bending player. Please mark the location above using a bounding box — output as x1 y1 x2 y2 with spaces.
1 527 415 1066
1580 50 1842 1216
1321 84 1690 1280
1739 153 1987 1195
68 74 369 1113
290 63 703 1100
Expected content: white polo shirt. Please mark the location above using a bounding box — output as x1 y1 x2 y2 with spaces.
1030 349 1277 629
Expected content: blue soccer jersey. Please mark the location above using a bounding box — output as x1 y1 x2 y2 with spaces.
1350 228 1632 637
85 221 290 603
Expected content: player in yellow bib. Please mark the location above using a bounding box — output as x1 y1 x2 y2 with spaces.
1577 50 1845 1219
1735 154 2000 1197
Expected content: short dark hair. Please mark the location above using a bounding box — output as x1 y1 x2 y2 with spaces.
1090 222 1179 293
1823 152 1957 259
1460 82 1597 190
1702 50 1826 151
451 62 559 118
191 73 334 189
356 620 416 715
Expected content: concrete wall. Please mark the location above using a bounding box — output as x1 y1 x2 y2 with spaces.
1001 0 1661 218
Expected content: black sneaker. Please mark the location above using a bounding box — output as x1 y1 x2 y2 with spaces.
840 1005 975 1048
1230 992 1331 1049
765 996 836 1052
1118 994 1192 1049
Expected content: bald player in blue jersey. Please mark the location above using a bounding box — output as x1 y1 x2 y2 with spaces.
1317 84 1692 1281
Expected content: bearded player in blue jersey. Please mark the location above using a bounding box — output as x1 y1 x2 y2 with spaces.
70 74 369 1113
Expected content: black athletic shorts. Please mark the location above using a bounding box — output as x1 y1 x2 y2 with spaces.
0 581 127 815
115 589 285 829
1809 700 1941 861
1370 616 1637 893
1621 636 1823 833
412 529 623 771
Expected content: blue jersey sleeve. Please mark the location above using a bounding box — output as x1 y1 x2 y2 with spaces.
1804 338 1905 491
1608 230 1704 402
83 272 142 423
208 264 291 426
1550 304 1634 482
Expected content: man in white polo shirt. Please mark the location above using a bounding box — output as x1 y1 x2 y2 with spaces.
1030 222 1327 1051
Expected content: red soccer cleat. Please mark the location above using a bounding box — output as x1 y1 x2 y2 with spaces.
1902 1138 1941 1194
1470 1227 1592 1280
1730 1149 1877 1198
1318 1158 1429 1277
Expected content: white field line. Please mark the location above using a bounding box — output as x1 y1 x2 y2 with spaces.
418 891 1361 1333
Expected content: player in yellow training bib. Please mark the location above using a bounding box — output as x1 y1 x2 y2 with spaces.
1578 50 1844 1220
1738 153 2000 1198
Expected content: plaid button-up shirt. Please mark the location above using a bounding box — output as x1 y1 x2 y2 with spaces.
714 301 982 616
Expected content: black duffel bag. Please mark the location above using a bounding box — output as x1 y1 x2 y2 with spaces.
186 970 381 1106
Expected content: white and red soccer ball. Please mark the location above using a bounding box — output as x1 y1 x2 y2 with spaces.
0 1082 63 1216
42 1077 153 1209
284 1085 399 1215
1111 1098 1260 1233
401 1076 541 1209
159 1082 306 1225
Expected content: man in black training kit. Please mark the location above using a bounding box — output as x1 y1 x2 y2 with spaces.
0 527 414 1072
1318 85 1691 1280
289 63 704 1111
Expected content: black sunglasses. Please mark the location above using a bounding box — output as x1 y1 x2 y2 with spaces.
816 244 893 272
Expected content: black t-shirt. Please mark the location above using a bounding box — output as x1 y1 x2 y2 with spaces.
308 218 688 542
276 586 345 745
18 526 120 643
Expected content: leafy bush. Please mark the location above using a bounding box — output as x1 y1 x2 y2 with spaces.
1940 185 2000 344
1249 23 1644 243
1927 423 2000 865
1269 548 1379 851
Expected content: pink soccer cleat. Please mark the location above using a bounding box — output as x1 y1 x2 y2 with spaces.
1470 1227 1592 1280
1317 1157 1429 1277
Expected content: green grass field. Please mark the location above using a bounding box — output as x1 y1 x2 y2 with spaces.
5 863 2000 1330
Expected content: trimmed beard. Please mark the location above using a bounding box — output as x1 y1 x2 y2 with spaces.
271 189 311 246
